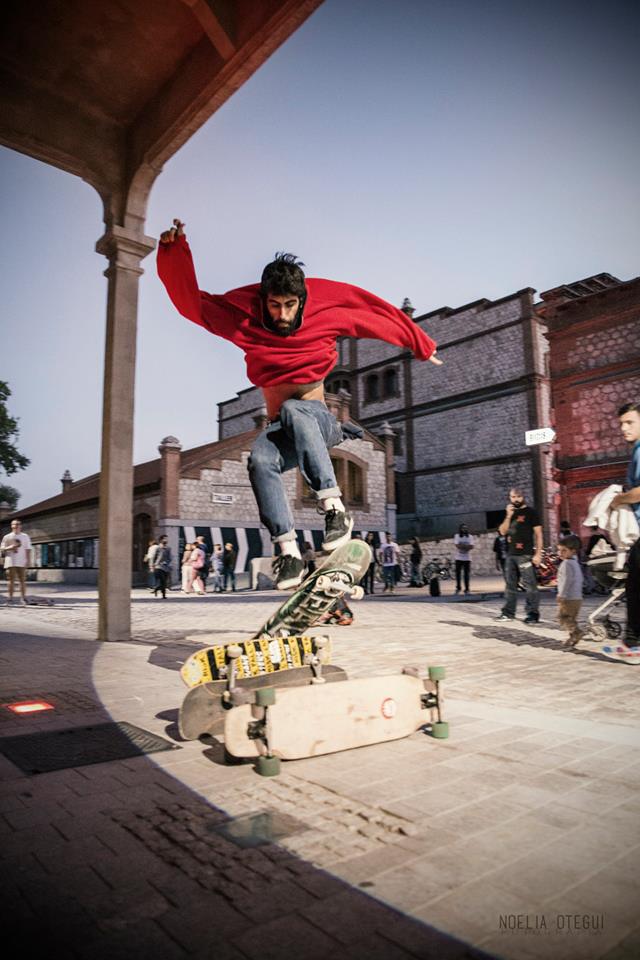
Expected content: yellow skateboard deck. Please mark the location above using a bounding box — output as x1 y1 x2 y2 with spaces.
180 635 332 689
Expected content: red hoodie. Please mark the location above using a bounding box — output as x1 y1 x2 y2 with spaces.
157 235 437 387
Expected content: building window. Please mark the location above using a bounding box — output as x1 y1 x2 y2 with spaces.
365 374 379 402
299 453 367 508
393 429 404 457
383 367 399 397
326 377 351 395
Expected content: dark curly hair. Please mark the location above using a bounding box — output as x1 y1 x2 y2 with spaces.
260 252 306 299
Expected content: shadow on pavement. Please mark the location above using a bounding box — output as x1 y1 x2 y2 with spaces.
0 626 495 959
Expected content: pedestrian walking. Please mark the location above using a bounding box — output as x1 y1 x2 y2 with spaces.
378 533 400 594
152 535 172 598
223 542 237 592
144 539 159 589
556 535 584 647
494 487 543 624
1 519 32 605
453 524 474 594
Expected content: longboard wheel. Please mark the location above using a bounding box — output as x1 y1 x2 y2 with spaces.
431 721 449 739
428 666 446 681
255 687 276 707
257 755 281 777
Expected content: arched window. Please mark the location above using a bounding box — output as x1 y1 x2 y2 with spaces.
365 374 379 402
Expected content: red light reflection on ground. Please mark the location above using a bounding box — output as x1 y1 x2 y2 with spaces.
6 701 55 714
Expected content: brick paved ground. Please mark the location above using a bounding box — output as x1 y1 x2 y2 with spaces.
0 578 638 959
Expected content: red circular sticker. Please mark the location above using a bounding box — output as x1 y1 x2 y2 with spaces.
381 698 397 719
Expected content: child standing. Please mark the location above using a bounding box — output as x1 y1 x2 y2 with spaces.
557 535 584 646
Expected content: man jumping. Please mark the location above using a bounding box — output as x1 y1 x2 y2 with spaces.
157 220 442 590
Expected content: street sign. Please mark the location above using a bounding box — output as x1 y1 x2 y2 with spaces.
525 427 556 446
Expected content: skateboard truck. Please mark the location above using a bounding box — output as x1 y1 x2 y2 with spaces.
303 634 330 684
222 644 248 706
315 573 364 601
425 666 448 738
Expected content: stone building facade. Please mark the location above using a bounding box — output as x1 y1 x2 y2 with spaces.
4 404 391 584
219 292 554 542
537 273 640 532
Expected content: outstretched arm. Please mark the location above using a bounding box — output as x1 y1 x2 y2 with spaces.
323 280 442 365
156 219 238 339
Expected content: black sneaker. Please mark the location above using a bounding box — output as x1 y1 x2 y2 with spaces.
273 554 305 591
321 508 354 552
494 613 514 621
524 613 540 625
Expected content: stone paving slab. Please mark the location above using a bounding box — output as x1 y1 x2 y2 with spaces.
1 581 639 958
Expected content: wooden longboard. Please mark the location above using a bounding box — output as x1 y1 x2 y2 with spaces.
223 673 437 760
178 664 348 740
254 539 371 639
180 635 332 689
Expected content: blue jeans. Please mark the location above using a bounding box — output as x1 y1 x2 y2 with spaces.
247 399 343 542
502 555 539 617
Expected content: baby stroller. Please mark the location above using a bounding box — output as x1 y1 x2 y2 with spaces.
583 550 627 641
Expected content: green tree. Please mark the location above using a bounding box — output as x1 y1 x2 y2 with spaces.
0 484 20 510
0 381 30 476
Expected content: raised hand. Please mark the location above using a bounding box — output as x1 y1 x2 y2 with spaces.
159 218 185 244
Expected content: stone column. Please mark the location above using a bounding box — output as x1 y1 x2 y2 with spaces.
95 225 155 642
158 436 182 585
377 421 397 537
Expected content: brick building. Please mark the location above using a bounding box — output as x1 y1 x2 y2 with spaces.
536 273 640 532
3 395 391 584
220 290 554 541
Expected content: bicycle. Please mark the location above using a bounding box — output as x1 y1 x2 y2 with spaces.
422 557 452 582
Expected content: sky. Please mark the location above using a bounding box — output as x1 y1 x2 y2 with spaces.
1 0 639 509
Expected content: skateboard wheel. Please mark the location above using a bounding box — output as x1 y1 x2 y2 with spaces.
350 585 365 600
431 721 449 739
226 644 243 659
428 666 446 681
255 687 276 707
257 755 281 777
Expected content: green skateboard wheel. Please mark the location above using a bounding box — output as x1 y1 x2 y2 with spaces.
255 687 276 707
431 721 449 739
257 755 281 777
428 666 446 681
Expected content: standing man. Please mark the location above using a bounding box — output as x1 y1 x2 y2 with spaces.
610 402 640 648
157 220 442 590
152 535 172 599
1 519 33 605
378 533 400 594
495 487 543 624
222 542 237 592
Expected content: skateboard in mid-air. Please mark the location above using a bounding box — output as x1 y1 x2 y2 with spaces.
223 665 448 776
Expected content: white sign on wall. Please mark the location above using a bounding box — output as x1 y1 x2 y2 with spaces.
211 493 234 504
525 427 556 446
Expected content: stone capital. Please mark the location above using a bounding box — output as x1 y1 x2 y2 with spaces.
95 225 156 275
